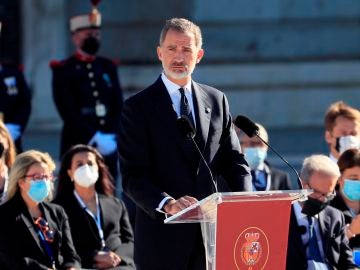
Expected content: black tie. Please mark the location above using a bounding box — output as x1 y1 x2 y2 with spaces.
179 88 195 128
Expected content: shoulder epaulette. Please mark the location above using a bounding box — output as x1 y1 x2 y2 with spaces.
49 60 66 69
18 64 24 72
112 58 121 66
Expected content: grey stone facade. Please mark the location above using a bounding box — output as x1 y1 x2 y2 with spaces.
17 0 360 169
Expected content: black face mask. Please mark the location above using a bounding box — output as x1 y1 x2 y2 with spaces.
81 36 100 55
301 196 331 216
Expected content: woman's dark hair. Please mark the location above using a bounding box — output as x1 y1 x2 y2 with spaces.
55 144 114 198
338 148 360 174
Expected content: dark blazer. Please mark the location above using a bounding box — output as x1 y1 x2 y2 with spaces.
331 192 360 249
266 162 294 190
54 193 135 269
119 76 252 269
0 63 31 152
51 54 123 156
0 192 80 270
286 205 357 270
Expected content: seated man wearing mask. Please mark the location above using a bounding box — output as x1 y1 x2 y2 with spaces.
235 122 294 191
286 154 356 270
324 101 360 163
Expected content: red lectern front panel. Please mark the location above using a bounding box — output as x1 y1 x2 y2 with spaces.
216 200 291 270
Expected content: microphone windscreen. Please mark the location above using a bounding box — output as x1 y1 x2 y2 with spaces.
176 117 196 139
234 115 259 138
235 115 259 138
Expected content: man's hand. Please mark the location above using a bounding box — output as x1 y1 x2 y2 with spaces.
163 196 198 215
93 251 121 269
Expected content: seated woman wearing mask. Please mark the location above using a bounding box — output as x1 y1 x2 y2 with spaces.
0 121 17 203
54 144 134 270
331 148 360 250
0 150 80 270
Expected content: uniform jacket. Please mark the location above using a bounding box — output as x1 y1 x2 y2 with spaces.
286 205 357 270
54 192 135 269
118 76 252 269
0 63 31 151
0 192 80 270
51 54 124 156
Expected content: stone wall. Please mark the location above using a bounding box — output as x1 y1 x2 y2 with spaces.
21 0 360 131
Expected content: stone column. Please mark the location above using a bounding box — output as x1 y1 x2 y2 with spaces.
21 0 67 130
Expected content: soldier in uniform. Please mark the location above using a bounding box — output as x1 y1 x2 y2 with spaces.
0 22 32 153
50 7 123 185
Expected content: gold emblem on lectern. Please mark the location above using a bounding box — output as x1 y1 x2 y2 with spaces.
234 227 269 270
241 233 262 266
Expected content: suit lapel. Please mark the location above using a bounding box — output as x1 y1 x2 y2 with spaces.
151 77 196 163
318 210 330 255
289 208 306 259
71 192 102 244
192 81 211 153
19 211 45 253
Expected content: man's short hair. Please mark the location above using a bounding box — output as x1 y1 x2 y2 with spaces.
236 122 269 143
300 154 340 183
337 148 360 174
256 123 268 143
159 18 202 49
324 101 360 132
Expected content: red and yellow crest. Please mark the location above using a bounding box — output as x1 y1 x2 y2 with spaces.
234 227 269 270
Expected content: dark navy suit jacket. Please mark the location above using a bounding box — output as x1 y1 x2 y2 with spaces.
286 205 357 270
0 193 80 270
119 76 252 269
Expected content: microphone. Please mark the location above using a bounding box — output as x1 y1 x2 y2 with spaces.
234 115 303 189
176 116 218 193
176 116 196 139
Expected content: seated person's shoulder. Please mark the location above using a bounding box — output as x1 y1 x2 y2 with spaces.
43 201 68 217
324 205 345 220
98 194 127 211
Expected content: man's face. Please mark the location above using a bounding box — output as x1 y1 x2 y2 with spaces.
157 29 204 85
72 28 101 49
325 116 360 158
339 165 360 189
305 171 338 202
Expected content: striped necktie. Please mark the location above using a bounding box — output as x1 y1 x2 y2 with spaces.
179 87 195 128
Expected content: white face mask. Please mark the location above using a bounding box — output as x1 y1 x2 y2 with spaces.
337 135 360 154
73 164 99 188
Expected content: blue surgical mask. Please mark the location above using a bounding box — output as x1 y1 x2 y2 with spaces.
244 147 267 170
343 179 360 201
27 179 50 203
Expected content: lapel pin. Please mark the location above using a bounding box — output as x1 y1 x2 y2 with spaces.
205 107 211 113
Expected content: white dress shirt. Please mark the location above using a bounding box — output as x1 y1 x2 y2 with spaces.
161 73 196 126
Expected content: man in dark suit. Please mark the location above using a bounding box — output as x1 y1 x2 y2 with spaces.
51 6 123 182
235 122 295 191
286 154 357 270
118 18 252 270
0 22 31 153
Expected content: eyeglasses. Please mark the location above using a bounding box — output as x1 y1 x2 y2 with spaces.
24 174 54 181
34 217 54 243
311 189 336 202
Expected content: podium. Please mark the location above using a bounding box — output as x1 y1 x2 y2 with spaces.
165 190 310 270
